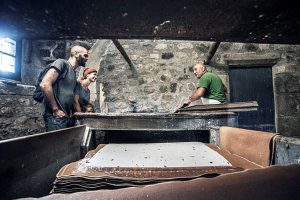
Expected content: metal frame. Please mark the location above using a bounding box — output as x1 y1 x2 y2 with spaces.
0 125 87 199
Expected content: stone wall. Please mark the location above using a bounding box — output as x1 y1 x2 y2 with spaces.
22 40 95 85
0 39 299 140
93 41 300 115
0 82 42 140
212 42 300 136
95 40 227 113
0 40 95 140
273 61 300 136
91 40 300 136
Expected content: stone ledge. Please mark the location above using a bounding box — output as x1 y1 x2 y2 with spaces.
223 52 281 66
0 81 35 95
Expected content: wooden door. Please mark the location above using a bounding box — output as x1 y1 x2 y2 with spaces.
229 66 275 131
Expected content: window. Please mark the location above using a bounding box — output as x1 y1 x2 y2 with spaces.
0 37 21 80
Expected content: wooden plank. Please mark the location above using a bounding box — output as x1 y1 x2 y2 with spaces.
184 101 258 110
174 111 236 115
177 108 257 114
176 101 258 113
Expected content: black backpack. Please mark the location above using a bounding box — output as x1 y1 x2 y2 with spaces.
32 63 65 103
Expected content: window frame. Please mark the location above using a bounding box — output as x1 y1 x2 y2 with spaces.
0 38 22 81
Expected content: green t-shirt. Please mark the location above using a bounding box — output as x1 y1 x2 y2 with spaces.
196 71 227 103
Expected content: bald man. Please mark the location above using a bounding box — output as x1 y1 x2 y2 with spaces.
182 63 227 107
40 45 88 131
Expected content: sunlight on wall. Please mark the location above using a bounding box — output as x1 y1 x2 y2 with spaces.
0 37 16 73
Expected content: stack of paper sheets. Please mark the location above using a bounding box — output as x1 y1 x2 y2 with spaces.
52 142 242 193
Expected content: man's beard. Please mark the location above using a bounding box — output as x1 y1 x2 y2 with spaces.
77 55 86 67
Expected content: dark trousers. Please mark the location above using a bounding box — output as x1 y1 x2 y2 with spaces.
43 115 75 132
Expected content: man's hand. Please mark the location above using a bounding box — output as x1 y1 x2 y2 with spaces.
53 109 66 118
181 99 191 108
73 112 83 116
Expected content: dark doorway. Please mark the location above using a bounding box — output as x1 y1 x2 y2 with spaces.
229 66 275 131
102 130 210 144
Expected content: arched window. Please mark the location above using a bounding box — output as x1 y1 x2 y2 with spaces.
0 38 22 81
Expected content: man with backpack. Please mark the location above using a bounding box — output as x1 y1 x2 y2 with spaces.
39 45 89 131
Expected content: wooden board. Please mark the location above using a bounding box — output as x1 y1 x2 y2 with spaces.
175 101 258 113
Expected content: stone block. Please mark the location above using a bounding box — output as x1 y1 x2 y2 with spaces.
18 98 31 106
140 76 154 84
161 94 175 101
52 42 66 58
232 43 244 50
46 41 56 47
115 102 128 109
161 52 174 59
128 79 139 86
188 83 196 91
195 44 210 52
223 52 280 66
274 75 286 93
272 63 297 74
107 65 115 71
160 74 171 82
141 41 153 47
178 85 184 93
209 127 220 146
170 83 177 93
127 96 136 102
219 42 232 51
159 85 168 93
150 54 159 59
176 52 188 59
154 44 167 50
258 44 271 50
0 107 14 117
110 88 120 96
274 72 300 93
177 74 190 81
144 86 155 94
244 43 259 51
130 55 138 61
0 82 35 95
188 66 194 72
39 49 50 57
13 116 29 125
177 43 193 50
24 107 40 116
276 94 299 116
149 94 160 101
275 136 300 165
138 78 146 85
277 116 300 137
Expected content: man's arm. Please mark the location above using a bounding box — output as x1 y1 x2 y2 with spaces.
182 87 206 107
73 94 81 112
189 87 206 102
40 68 66 118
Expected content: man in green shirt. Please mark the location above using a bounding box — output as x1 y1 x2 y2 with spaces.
182 63 227 107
